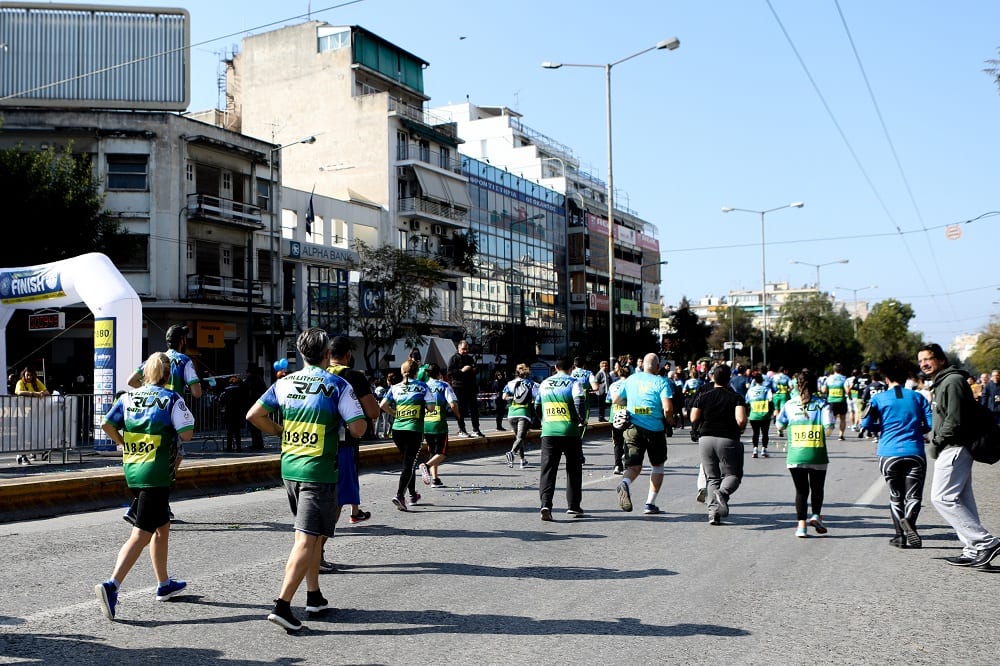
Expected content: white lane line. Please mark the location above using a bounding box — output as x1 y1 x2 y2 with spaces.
854 474 886 506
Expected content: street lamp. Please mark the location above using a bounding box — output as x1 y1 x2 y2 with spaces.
543 36 680 366
266 135 316 369
835 284 877 334
789 258 849 292
722 202 804 369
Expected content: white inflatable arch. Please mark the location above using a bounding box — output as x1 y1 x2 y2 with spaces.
0 253 142 452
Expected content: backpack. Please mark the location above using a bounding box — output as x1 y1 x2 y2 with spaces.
966 401 1000 464
512 379 533 406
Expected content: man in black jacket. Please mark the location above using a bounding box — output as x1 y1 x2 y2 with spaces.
979 369 1000 425
448 340 483 437
919 343 1000 568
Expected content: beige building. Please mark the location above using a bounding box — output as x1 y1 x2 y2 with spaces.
225 23 472 339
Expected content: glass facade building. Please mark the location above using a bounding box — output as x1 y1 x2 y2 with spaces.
461 157 567 357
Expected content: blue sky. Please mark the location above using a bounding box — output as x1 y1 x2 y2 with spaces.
66 0 1000 349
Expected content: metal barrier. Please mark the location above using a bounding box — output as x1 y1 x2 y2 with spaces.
0 394 87 463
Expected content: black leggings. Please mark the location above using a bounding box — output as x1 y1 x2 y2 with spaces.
393 429 422 498
789 467 826 520
879 455 926 534
750 416 771 448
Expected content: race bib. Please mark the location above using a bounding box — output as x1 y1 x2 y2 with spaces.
282 420 326 457
790 424 824 447
776 385 789 394
751 400 769 413
123 431 160 464
828 387 844 400
544 403 572 422
632 406 653 416
395 404 421 420
424 407 442 423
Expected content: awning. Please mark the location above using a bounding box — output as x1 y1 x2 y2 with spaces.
426 336 457 368
412 165 452 205
442 176 472 209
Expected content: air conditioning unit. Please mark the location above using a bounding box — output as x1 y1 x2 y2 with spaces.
409 220 421 231
432 224 443 235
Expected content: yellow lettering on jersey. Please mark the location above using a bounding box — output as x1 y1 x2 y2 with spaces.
122 432 160 464
790 424 825 447
282 420 326 457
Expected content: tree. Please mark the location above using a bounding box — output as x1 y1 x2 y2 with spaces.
968 317 1000 375
771 294 859 372
856 298 923 364
0 144 131 267
351 240 448 372
708 304 759 360
662 297 711 364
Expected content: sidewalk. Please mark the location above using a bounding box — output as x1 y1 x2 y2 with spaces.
0 423 610 523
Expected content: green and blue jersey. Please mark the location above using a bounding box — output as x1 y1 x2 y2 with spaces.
536 372 583 437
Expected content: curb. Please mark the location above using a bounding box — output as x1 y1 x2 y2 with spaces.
0 423 610 522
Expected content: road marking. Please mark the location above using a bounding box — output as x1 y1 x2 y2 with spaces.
854 474 885 506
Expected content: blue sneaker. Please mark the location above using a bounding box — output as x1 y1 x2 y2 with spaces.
155 577 187 601
95 581 118 620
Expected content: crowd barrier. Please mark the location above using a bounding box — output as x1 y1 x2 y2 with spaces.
0 395 88 463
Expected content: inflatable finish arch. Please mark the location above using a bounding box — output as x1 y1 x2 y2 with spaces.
0 253 142 452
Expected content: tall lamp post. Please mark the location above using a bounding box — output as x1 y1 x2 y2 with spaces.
267 135 316 369
789 258 849 293
834 284 877 334
543 36 680 366
721 202 804 369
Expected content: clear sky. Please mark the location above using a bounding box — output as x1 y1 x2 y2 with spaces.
52 0 1000 349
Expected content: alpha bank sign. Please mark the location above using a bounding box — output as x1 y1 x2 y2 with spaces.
286 241 357 267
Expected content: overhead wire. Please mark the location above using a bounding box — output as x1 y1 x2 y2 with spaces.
764 0 942 312
832 0 957 320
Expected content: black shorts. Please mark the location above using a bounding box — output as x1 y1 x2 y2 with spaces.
425 433 449 457
828 401 847 416
130 486 171 533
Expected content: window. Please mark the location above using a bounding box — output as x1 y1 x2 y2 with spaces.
419 140 430 163
222 247 231 267
112 234 149 271
185 163 193 182
257 178 271 211
397 131 409 160
258 248 273 282
440 147 451 170
107 155 147 190
317 27 350 53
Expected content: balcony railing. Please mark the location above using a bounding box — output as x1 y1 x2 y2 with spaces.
396 142 463 174
186 274 266 304
386 96 455 133
187 193 264 229
399 196 467 222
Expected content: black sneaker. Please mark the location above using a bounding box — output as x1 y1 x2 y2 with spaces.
714 490 730 518
319 559 337 574
617 481 633 512
971 540 1000 568
391 496 407 512
944 555 977 566
643 503 661 515
899 518 922 549
473 431 485 438
431 478 446 488
305 590 328 613
539 507 552 521
708 510 721 526
889 536 907 548
267 600 303 632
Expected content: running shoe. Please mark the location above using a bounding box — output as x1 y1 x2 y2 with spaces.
889 536 907 548
349 510 371 524
431 478 446 488
474 430 485 438
319 559 337 573
837 436 845 441
808 514 828 534
643 503 661 515
612 465 624 475
752 447 758 459
944 555 976 567
267 600 303 632
305 590 329 613
155 577 187 601
539 507 552 521
760 449 769 458
696 487 707 504
419 462 432 485
122 500 137 526
899 518 921 549
616 481 633 512
497 426 507 431
409 492 421 505
708 511 721 525
519 459 529 470
460 431 473 438
565 508 586 517
504 451 515 468
391 495 408 512
971 540 1000 568
795 526 808 538
95 581 118 620
714 491 730 518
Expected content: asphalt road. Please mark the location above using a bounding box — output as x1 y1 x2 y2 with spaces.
1 428 997 665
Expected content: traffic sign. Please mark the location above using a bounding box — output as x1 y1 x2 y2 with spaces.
723 341 744 350
945 225 962 240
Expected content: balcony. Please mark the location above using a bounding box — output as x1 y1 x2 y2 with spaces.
187 193 265 230
399 196 467 224
396 142 463 174
186 274 266 305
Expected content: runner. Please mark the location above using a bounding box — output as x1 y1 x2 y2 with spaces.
859 371 888 440
821 363 849 441
421 363 460 488
607 365 631 474
570 356 599 425
771 367 791 438
380 360 436 511
745 371 774 458
536 356 585 520
502 363 539 470
691 364 748 525
776 370 833 538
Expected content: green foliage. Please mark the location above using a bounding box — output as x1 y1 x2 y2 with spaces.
968 317 1000 375
708 304 759 359
771 293 859 372
351 240 448 371
0 143 129 266
662 297 711 364
856 298 923 364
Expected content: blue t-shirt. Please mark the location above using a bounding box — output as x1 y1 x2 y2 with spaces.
619 372 674 432
860 385 932 458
